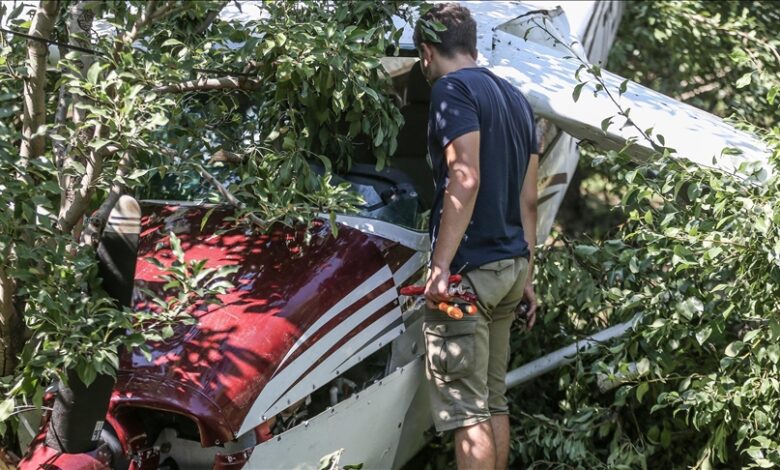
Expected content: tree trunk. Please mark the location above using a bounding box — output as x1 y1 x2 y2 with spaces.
20 0 59 164
8 0 59 378
0 267 22 377
57 1 104 234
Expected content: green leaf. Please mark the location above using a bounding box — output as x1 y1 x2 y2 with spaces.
373 126 385 147
77 362 97 387
768 87 778 105
66 160 87 174
600 117 613 134
636 357 650 376
574 245 598 257
767 345 780 364
169 233 184 261
0 398 13 421
696 326 712 345
572 82 586 102
636 382 649 403
735 72 752 89
660 429 671 448
725 341 744 357
161 38 184 48
162 325 174 339
127 168 152 180
431 21 447 32
706 246 723 260
88 138 114 151
86 62 104 85
676 297 703 321
649 318 666 329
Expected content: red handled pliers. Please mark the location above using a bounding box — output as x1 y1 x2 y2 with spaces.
399 274 478 320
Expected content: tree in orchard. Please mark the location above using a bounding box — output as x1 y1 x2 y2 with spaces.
503 2 780 469
0 0 416 444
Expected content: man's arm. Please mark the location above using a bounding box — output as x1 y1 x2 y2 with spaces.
520 153 539 329
424 130 481 308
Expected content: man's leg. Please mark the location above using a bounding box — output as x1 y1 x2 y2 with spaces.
490 414 510 470
455 420 496 469
422 310 492 468
486 257 529 470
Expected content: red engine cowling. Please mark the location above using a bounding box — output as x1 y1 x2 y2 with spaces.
19 202 419 469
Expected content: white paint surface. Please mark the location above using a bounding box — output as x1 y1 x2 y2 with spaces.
247 359 424 470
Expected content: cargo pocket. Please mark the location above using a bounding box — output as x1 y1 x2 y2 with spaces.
423 320 478 382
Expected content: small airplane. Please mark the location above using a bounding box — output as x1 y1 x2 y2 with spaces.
14 1 768 469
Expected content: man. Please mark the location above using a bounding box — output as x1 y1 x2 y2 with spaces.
413 3 539 469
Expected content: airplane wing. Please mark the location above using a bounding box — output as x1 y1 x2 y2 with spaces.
490 12 769 174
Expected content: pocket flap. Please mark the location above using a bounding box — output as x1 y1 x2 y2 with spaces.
424 319 477 338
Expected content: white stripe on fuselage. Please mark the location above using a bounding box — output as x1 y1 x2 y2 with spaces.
275 267 393 373
262 302 403 421
392 251 426 287
239 268 397 435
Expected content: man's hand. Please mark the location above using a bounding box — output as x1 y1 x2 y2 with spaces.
522 283 538 331
424 265 452 309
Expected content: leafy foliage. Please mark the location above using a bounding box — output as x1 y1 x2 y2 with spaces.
608 1 780 126
506 2 780 469
140 232 239 344
0 0 414 441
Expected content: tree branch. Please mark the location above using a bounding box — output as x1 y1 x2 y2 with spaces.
82 151 133 247
123 0 158 45
153 76 261 93
54 82 69 188
0 265 21 376
20 0 58 164
676 82 721 102
66 1 99 125
123 1 194 45
194 162 267 228
58 1 99 197
58 124 122 233
193 2 228 35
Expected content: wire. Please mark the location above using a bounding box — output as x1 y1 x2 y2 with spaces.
0 26 107 57
8 406 54 418
0 26 259 77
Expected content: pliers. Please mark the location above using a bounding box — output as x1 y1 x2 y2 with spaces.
399 274 478 320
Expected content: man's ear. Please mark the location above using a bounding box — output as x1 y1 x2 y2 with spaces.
420 43 434 62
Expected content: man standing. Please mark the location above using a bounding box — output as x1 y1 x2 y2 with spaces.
414 3 539 469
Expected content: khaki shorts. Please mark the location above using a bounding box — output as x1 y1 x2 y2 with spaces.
422 256 529 432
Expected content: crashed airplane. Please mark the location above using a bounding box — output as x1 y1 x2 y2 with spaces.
16 1 769 469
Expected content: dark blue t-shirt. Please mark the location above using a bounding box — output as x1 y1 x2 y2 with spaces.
427 67 538 273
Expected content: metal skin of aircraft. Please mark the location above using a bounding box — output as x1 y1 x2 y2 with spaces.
14 2 770 470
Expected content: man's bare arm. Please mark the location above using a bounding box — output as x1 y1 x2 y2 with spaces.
520 153 539 329
424 130 481 307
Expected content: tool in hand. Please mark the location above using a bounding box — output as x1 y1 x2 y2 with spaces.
399 274 478 320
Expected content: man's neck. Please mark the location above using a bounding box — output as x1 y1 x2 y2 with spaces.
436 53 478 78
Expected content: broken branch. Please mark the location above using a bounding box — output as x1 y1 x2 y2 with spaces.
153 76 262 93
194 162 267 228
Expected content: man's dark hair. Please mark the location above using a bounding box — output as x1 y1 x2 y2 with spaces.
413 3 477 59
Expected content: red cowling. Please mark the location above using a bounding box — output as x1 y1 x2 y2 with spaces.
109 204 410 446
19 447 109 470
19 427 110 470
